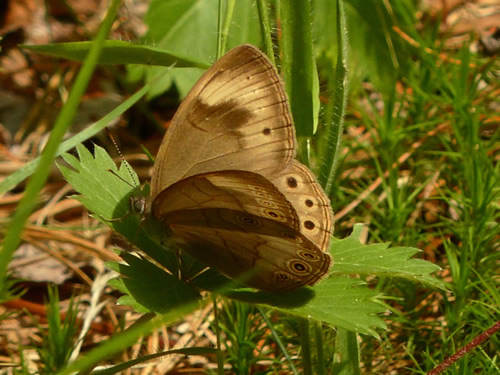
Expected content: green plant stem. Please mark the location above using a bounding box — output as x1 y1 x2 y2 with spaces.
218 0 236 58
335 328 360 375
318 0 349 194
299 318 313 375
314 321 326 375
256 0 275 64
212 296 225 375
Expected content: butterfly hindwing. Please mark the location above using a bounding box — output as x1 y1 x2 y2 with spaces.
270 161 333 253
152 171 330 291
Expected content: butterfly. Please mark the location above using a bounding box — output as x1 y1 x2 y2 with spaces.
143 44 333 292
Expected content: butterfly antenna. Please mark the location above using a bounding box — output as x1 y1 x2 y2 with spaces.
105 127 140 189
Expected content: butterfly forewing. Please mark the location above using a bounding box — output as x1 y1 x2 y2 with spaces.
151 45 295 197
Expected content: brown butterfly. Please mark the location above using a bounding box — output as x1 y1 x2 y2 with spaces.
144 44 333 291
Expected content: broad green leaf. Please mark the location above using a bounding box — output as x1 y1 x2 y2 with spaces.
59 144 181 275
343 0 413 94
107 276 151 314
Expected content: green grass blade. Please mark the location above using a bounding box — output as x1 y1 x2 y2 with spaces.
92 347 217 375
39 286 80 373
318 0 349 194
21 40 210 69
258 307 299 374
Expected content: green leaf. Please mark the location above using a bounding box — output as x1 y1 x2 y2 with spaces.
21 40 211 69
59 144 134 220
113 252 200 314
143 0 260 59
227 276 386 337
107 277 151 314
343 0 413 94
59 144 181 274
331 224 444 289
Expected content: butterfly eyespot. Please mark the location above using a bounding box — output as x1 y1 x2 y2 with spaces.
298 250 320 261
250 185 266 192
263 127 271 135
305 199 314 208
255 192 270 200
304 220 316 230
287 177 298 188
258 199 276 208
289 261 310 274
266 210 279 218
275 271 293 283
239 215 260 226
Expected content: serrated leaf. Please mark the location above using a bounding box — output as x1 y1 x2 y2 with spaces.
59 144 134 220
59 144 180 271
108 278 150 314
226 276 386 337
115 252 200 314
331 224 443 289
